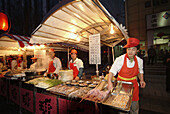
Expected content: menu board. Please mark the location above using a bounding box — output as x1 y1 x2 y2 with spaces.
89 34 101 64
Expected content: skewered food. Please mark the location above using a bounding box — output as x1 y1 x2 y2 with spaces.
48 84 77 95
68 87 90 98
112 94 129 109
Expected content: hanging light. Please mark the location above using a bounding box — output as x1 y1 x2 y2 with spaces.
0 12 9 31
110 23 114 34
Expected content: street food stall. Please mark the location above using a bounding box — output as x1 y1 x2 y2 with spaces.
0 0 133 114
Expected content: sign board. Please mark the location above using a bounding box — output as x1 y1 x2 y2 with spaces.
34 50 46 58
146 11 170 29
36 93 57 114
89 34 101 64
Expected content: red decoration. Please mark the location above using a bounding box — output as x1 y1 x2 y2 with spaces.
9 84 20 105
0 12 9 31
20 88 34 113
36 93 57 114
0 80 7 97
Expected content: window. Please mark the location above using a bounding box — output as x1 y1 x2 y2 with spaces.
145 1 151 8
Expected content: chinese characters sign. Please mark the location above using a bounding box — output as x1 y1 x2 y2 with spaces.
20 88 34 113
36 93 57 114
89 34 101 64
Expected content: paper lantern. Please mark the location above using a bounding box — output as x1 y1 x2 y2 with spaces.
0 12 9 31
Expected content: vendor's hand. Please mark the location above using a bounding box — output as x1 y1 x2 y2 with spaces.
140 80 146 88
107 81 113 91
75 76 80 81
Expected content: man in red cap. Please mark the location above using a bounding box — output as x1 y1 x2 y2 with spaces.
69 49 84 81
108 38 146 114
44 48 62 77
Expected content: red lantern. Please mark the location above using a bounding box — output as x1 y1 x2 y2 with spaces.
0 12 9 31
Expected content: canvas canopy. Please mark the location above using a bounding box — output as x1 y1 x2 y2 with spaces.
30 0 129 51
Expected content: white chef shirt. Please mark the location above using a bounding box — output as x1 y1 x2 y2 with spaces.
109 54 144 76
11 60 17 70
69 58 84 71
47 57 62 74
30 62 37 71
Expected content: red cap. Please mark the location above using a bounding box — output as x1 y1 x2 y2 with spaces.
49 48 54 52
18 54 23 57
123 38 140 48
31 57 37 60
70 49 77 54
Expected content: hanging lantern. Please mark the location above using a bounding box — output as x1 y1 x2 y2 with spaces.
0 12 9 31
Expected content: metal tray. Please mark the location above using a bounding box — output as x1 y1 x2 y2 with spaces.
102 82 134 111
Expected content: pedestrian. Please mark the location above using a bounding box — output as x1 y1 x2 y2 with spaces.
147 45 156 65
107 38 146 114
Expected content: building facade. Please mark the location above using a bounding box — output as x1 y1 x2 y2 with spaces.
125 0 170 51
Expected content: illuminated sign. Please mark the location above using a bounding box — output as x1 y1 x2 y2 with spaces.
146 11 170 29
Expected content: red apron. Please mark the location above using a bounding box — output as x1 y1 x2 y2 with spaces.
69 62 79 79
17 60 23 67
117 54 139 101
48 61 56 73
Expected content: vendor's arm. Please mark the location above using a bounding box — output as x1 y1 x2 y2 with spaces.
75 59 84 80
77 68 83 78
107 55 124 91
137 57 146 88
54 58 62 74
138 73 146 88
108 72 114 90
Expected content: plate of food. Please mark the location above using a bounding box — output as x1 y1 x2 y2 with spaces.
88 84 96 88
79 83 88 87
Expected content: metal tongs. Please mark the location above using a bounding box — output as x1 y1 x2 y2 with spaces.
111 80 117 95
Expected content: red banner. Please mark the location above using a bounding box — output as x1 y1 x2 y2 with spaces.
0 80 7 97
9 84 19 105
20 88 34 113
58 98 95 114
58 98 69 114
36 93 57 114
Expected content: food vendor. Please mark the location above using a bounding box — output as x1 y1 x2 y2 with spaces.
107 38 146 114
68 49 84 81
11 56 17 70
44 48 62 77
30 57 37 71
17 54 23 69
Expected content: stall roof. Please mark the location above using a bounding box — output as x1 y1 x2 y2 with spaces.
30 0 129 51
0 33 32 48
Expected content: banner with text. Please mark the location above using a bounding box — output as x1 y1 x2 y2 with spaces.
20 88 34 113
36 93 57 114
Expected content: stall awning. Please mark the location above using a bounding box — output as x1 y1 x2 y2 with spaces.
30 0 129 51
0 33 33 48
1 33 32 48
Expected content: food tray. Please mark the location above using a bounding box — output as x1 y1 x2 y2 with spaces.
47 84 78 96
102 82 133 111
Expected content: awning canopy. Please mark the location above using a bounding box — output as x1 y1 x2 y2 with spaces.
30 0 129 51
0 33 32 48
